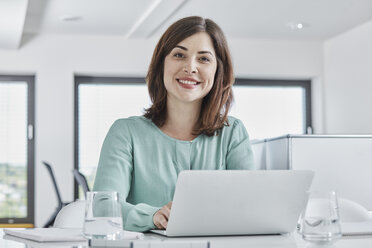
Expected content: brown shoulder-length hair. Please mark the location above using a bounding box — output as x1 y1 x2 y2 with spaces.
144 16 234 136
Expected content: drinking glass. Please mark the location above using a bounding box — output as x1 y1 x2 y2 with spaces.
83 191 123 240
298 191 342 245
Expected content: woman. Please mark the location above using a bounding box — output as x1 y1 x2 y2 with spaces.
93 16 255 232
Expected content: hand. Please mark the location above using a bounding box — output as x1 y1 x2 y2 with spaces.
153 201 172 229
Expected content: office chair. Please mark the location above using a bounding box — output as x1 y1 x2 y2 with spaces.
53 200 86 228
42 161 70 227
73 169 90 199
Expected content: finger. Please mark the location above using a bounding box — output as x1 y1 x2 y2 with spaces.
163 201 172 213
154 221 161 229
159 215 168 229
155 211 169 228
155 214 167 229
162 207 171 218
155 218 163 229
153 211 164 229
153 217 159 229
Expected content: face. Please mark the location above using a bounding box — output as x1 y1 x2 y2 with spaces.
163 32 217 106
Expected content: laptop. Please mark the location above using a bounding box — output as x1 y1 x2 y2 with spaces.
151 170 314 237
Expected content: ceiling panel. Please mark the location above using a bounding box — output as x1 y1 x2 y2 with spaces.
152 0 372 40
2 0 372 50
0 0 28 49
24 0 154 35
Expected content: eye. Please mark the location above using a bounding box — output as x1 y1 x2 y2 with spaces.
173 53 184 58
199 56 211 63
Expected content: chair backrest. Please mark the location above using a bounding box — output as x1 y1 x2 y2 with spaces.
54 200 86 229
73 169 90 198
42 161 63 207
338 198 372 222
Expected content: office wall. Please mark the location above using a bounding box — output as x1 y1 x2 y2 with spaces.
324 19 372 134
0 34 322 226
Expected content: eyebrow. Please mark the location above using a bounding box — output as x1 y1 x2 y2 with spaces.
174 45 214 56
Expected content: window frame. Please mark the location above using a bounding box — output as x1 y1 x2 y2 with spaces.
234 78 312 134
0 75 35 226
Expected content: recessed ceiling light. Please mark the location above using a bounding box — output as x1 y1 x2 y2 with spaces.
287 22 307 30
60 15 83 22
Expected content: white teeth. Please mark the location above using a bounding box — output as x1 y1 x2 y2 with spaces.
179 80 197 85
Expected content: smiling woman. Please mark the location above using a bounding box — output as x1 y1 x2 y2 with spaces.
145 16 235 137
164 32 216 101
93 16 255 232
161 32 217 140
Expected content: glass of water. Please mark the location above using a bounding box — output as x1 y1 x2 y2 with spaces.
299 191 342 245
83 191 123 240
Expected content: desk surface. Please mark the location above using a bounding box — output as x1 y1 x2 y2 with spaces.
2 229 372 248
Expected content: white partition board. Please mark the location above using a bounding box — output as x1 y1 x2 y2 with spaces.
251 141 266 170
266 138 289 170
290 137 372 210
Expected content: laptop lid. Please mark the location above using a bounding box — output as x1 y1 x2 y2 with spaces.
160 170 314 237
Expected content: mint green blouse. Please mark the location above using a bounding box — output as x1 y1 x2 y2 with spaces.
93 116 255 232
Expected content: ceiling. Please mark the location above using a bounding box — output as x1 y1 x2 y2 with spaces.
2 0 372 49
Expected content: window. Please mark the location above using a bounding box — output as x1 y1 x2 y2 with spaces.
231 79 311 140
74 76 149 198
75 76 311 198
0 75 35 227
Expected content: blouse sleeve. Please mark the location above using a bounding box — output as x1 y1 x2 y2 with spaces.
226 118 255 170
93 120 160 232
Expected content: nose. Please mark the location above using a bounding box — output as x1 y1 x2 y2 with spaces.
183 59 197 74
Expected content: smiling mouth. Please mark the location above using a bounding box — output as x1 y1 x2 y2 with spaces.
177 79 200 85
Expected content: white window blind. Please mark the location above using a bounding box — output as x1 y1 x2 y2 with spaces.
78 83 151 191
0 82 28 218
230 86 306 140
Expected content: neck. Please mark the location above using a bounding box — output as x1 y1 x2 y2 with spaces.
161 99 202 141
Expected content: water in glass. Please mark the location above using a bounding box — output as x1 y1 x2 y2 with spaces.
299 191 342 245
83 191 123 240
84 217 123 239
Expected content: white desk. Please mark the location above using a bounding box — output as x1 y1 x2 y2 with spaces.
2 229 372 248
